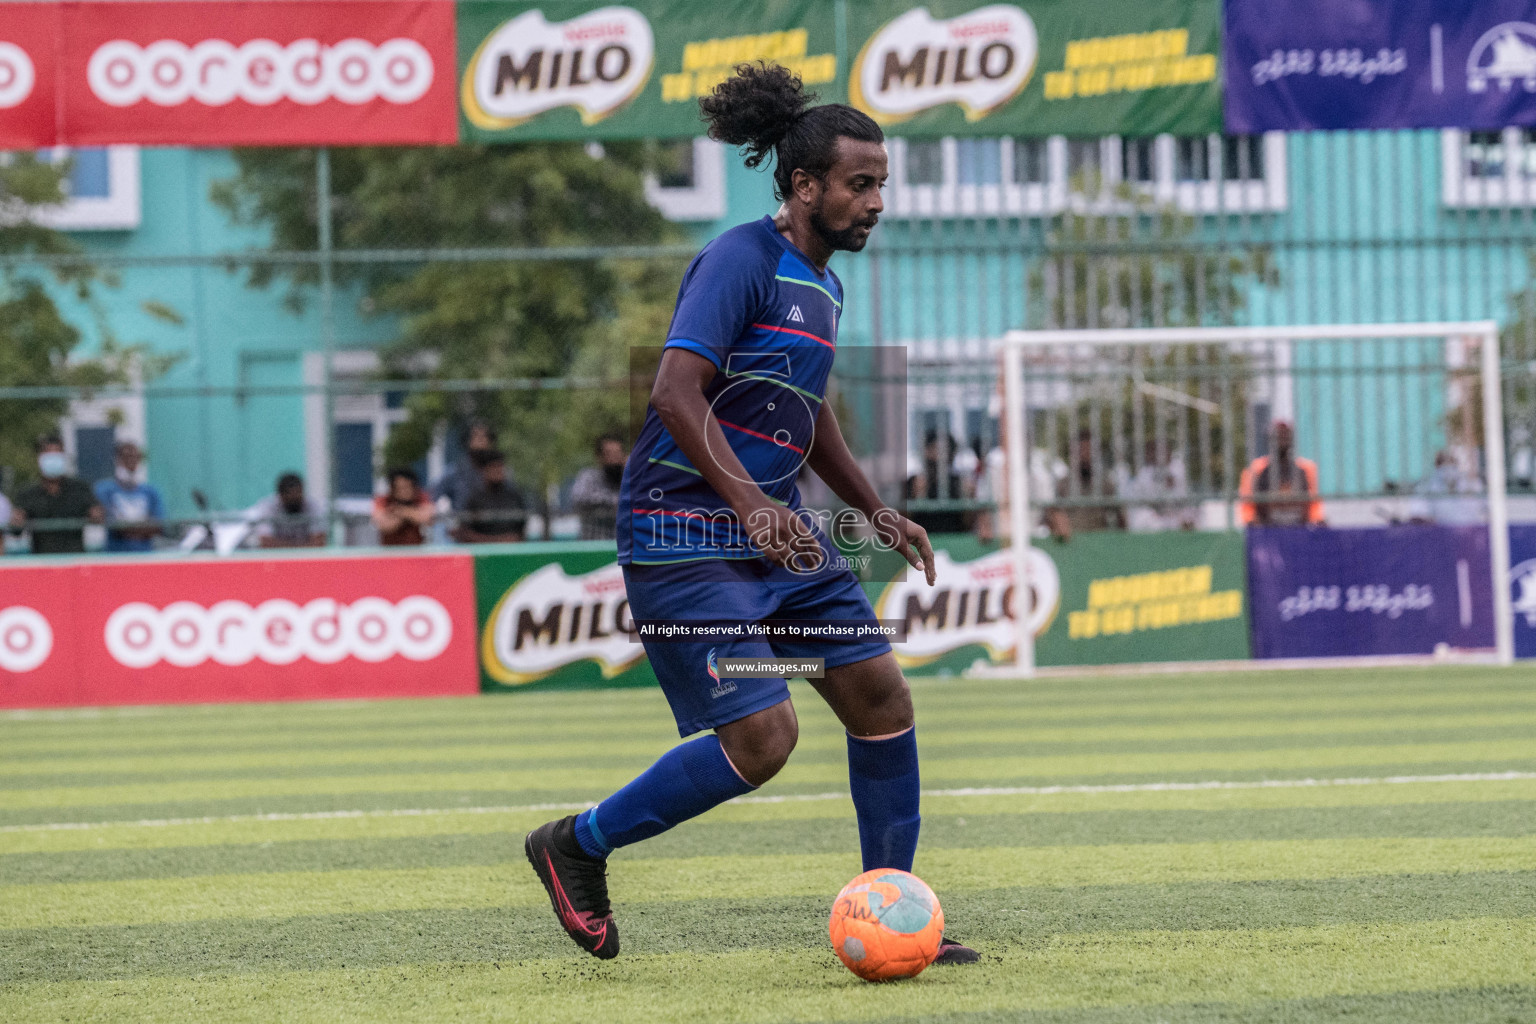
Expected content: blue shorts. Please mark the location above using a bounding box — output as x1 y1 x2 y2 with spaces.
623 554 893 736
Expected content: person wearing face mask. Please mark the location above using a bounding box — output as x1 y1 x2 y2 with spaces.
568 433 627 541
93 441 167 553
454 450 527 543
245 471 328 548
8 434 104 555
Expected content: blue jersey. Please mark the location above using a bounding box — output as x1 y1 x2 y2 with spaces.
617 215 843 565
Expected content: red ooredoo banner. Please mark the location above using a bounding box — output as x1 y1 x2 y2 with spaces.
0 4 60 148
59 0 458 145
0 553 479 708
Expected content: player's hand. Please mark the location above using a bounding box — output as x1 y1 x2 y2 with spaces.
875 511 936 587
745 503 824 573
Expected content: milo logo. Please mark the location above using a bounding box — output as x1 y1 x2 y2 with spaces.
481 561 642 684
874 548 1060 667
462 6 654 130
851 4 1037 123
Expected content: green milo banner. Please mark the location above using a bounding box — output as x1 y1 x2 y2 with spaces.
474 530 1248 691
474 542 657 692
457 0 841 141
873 530 1250 675
455 0 1220 141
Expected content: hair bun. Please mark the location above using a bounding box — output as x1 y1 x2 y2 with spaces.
700 62 815 171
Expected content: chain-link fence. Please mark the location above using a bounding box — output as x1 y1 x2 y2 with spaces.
3 130 1536 555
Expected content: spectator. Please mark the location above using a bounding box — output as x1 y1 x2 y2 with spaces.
1409 448 1484 525
907 431 970 534
247 472 327 548
1118 439 1195 533
1046 428 1124 541
432 420 502 514
371 467 434 546
93 441 166 553
1239 420 1324 527
569 433 626 541
8 435 102 555
455 450 527 543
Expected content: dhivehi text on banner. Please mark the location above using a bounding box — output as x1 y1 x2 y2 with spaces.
1226 0 1536 131
456 0 840 141
1245 524 1496 659
847 0 1222 137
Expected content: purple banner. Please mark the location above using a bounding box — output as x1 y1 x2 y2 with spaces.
1247 525 1495 659
1226 1 1536 132
1509 525 1536 659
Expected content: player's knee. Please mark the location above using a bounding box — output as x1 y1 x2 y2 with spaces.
855 678 914 734
718 703 798 786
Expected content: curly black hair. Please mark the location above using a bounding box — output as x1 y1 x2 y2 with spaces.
700 62 883 202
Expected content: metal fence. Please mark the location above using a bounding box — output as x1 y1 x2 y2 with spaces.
2 129 1536 553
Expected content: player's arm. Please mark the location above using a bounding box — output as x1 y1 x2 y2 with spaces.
650 348 821 570
805 400 935 586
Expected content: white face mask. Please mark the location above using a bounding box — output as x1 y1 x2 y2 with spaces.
37 452 68 479
115 464 147 486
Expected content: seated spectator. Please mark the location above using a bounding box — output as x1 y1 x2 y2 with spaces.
372 467 434 546
1238 420 1324 527
1046 428 1124 541
247 472 327 548
569 433 626 541
455 450 527 543
907 431 971 535
8 434 102 555
93 441 166 553
432 420 502 513
1118 439 1194 533
1408 448 1484 525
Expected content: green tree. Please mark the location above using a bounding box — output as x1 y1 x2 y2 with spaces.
0 155 179 488
211 144 689 530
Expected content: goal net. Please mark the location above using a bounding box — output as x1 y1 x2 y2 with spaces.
994 322 1513 675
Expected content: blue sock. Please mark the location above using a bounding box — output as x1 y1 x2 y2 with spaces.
573 734 754 859
847 728 921 872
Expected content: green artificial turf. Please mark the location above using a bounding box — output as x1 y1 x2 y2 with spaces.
2 666 1534 1022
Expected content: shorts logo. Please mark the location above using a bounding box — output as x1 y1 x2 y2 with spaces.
0 606 53 674
87 36 435 108
707 647 737 698
0 42 37 110
103 596 452 669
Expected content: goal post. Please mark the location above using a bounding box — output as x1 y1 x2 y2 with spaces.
998 321 1513 675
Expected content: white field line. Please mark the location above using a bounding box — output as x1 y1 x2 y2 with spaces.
2 771 1534 836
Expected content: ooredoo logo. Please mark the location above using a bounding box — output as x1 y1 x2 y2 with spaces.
87 37 434 108
104 596 452 669
0 42 37 109
0 606 53 674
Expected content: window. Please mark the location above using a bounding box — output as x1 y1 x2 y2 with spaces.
885 134 1287 217
905 141 944 185
1442 129 1536 206
1012 138 1046 184
1223 135 1266 182
1175 136 1210 182
23 147 141 230
1123 138 1156 184
643 138 726 221
955 138 1001 186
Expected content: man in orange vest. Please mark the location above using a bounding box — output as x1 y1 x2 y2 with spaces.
1239 420 1325 526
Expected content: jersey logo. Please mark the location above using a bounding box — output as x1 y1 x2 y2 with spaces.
786 305 805 323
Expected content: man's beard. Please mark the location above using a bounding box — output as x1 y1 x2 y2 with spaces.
810 204 875 253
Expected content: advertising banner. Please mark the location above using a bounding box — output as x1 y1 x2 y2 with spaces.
0 566 80 709
475 543 656 691
0 552 479 708
1226 0 1536 131
59 0 459 146
847 0 1222 137
0 3 59 148
876 531 1248 674
1246 525 1496 659
1507 525 1536 659
457 0 838 141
